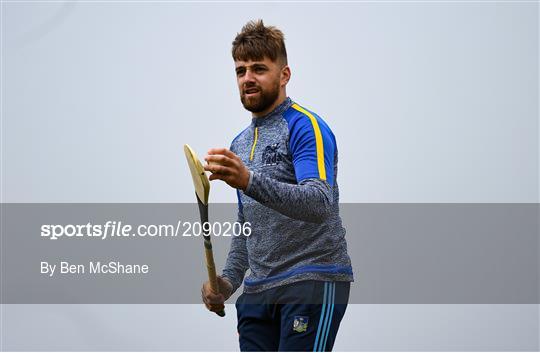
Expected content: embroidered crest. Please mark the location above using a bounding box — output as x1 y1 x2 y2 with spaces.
262 143 284 166
293 316 309 333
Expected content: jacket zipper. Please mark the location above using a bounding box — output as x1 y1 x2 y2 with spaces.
249 127 258 161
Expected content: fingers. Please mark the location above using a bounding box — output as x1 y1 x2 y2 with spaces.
204 147 249 190
204 154 234 167
204 163 233 175
209 173 225 181
207 148 238 160
202 295 224 312
204 150 237 175
203 297 225 313
209 173 237 187
201 282 226 313
217 276 233 299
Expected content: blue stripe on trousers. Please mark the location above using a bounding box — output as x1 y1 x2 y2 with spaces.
313 282 328 351
321 283 336 351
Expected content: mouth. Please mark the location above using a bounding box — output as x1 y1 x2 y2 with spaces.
244 88 260 97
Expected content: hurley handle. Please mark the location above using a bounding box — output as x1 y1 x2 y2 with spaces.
197 194 225 317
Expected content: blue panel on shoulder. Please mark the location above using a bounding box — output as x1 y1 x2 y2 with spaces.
283 105 335 186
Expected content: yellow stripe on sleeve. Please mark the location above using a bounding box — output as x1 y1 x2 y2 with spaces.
291 103 326 181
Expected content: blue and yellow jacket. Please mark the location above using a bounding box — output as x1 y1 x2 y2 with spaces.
222 97 354 294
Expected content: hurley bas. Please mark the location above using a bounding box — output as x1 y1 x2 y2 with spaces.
41 261 149 277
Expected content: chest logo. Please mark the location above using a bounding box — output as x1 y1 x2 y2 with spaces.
293 316 309 333
262 143 284 166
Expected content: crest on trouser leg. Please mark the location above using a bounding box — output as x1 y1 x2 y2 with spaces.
293 316 309 333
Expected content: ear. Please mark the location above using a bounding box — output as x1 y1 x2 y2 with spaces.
280 65 291 87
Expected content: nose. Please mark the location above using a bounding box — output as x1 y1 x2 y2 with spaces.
243 68 256 83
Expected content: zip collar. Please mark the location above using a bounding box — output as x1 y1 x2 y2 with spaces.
251 97 293 127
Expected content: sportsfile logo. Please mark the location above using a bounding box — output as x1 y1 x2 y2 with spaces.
41 221 252 240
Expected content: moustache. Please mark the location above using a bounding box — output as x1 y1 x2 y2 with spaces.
242 85 261 94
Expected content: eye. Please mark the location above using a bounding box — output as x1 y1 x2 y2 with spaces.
236 68 246 77
254 67 266 73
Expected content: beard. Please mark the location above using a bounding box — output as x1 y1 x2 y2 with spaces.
240 80 281 114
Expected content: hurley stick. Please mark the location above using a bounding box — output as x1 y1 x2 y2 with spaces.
184 144 225 317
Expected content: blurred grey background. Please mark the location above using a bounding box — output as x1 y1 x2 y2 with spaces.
1 0 538 351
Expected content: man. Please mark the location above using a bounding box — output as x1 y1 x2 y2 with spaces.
201 20 353 352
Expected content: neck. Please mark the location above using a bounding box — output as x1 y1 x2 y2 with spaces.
252 90 287 118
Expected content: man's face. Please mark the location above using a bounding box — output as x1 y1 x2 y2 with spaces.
235 57 285 114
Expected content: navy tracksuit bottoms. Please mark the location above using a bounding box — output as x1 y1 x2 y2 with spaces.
236 280 350 352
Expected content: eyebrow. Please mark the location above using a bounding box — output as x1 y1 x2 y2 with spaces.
235 63 269 71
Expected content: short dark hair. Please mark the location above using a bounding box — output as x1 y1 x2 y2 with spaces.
232 19 287 65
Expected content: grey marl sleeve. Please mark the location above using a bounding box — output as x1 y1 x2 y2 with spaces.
244 172 333 223
220 141 250 294
221 207 249 294
220 143 250 295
